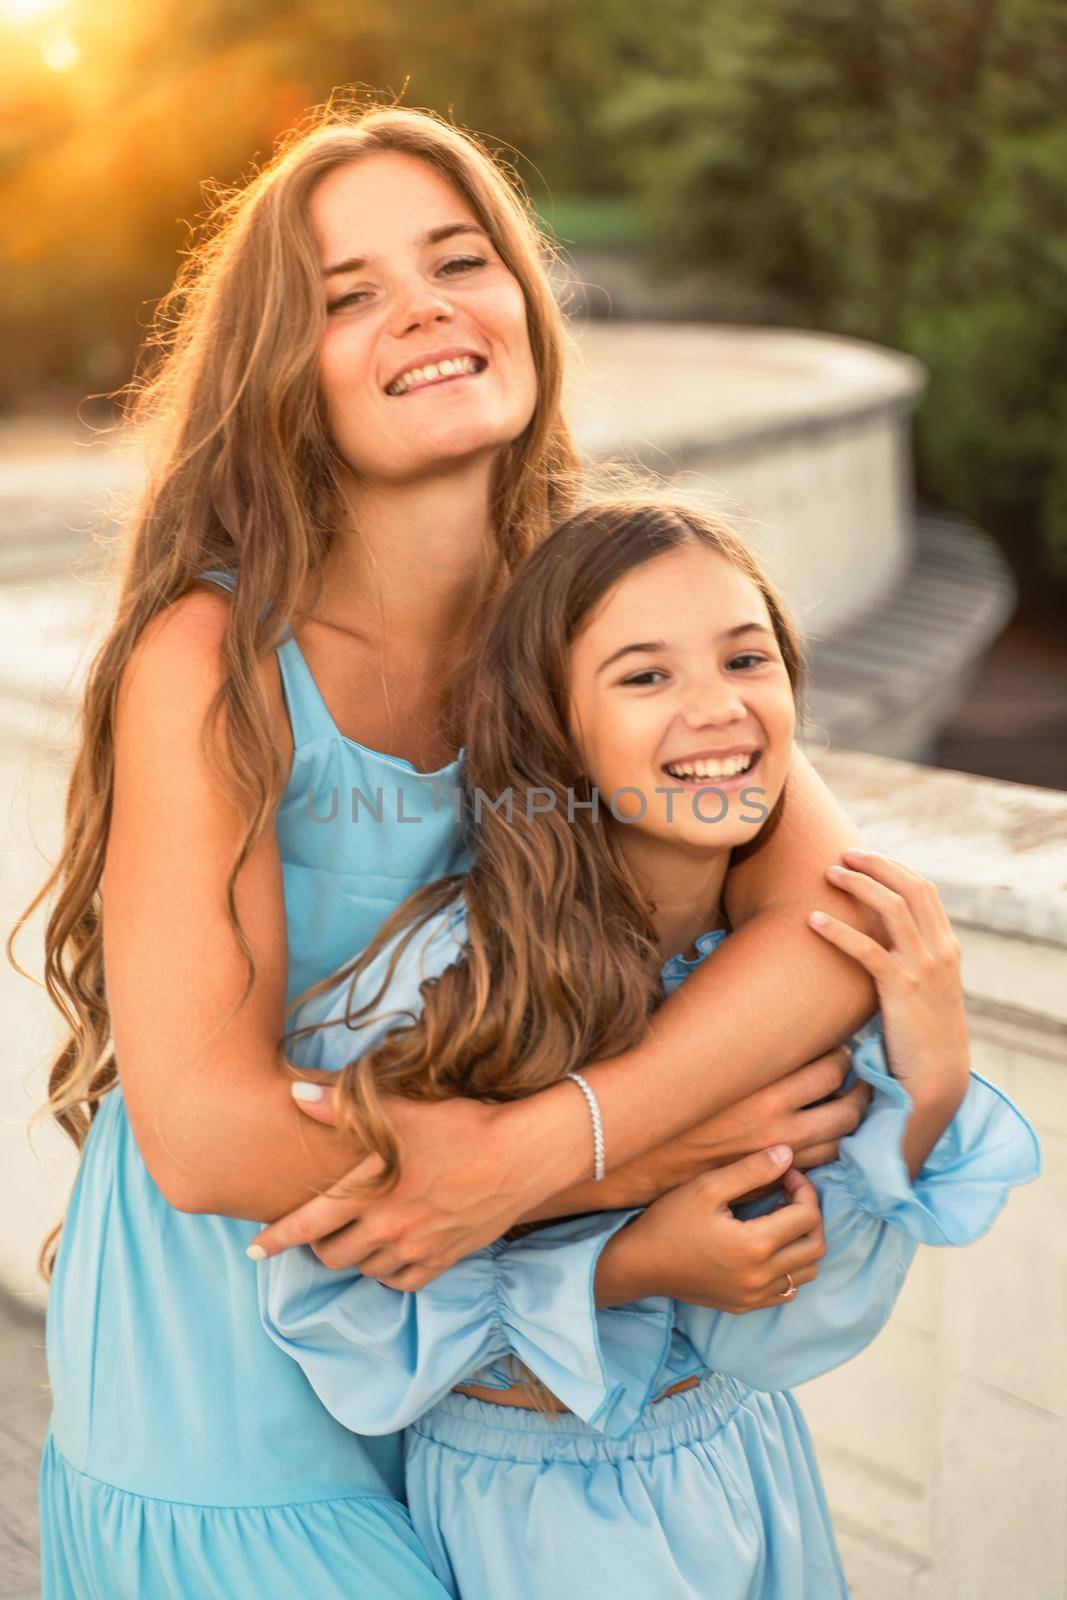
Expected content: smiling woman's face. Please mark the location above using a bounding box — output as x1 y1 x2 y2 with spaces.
566 542 797 854
309 151 539 484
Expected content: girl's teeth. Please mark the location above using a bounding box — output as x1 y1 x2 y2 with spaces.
665 754 754 780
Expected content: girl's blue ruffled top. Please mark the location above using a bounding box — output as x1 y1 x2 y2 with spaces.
260 895 1042 1441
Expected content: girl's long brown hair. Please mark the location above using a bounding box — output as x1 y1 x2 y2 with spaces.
9 93 589 1277
284 497 806 1190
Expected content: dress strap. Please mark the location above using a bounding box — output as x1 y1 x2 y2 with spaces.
273 628 339 749
194 568 336 750
195 566 238 595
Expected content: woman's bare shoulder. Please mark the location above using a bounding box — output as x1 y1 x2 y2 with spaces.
118 582 291 759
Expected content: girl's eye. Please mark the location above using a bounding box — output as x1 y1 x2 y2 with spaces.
727 652 767 671
620 670 668 686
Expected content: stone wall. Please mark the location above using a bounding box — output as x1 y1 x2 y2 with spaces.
803 750 1065 1600
4 742 1062 1594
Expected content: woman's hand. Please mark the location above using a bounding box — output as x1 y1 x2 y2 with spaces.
247 1084 588 1288
595 1146 826 1313
808 849 970 1179
255 1046 872 1255
603 1048 872 1208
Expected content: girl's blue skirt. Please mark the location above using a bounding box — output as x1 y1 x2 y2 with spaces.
404 1374 850 1600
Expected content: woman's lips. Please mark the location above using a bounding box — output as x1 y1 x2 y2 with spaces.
390 363 488 398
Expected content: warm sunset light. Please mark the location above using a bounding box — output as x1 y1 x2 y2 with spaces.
0 0 69 24
39 27 79 69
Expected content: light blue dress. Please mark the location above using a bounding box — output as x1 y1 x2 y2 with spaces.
260 893 1041 1600
39 568 472 1598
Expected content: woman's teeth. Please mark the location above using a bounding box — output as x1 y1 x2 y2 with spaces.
386 355 484 396
663 753 756 781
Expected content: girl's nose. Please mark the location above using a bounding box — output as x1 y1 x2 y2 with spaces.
680 679 746 730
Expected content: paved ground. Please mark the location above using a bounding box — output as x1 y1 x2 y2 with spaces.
934 613 1067 792
0 1291 48 1599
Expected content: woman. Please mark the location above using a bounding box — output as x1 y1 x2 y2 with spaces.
17 99 880 1597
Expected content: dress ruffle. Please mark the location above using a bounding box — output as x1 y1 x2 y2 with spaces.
260 1209 673 1440
267 907 1040 1444
617 1018 1041 1408
40 1432 453 1600
837 1020 1042 1245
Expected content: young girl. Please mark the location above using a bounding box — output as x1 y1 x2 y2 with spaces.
258 498 1040 1599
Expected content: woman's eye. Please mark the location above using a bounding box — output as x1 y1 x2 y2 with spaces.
440 255 487 276
620 670 668 686
326 289 370 313
326 257 486 314
727 652 767 671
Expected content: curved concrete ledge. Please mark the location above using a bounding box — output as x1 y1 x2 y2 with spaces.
568 322 927 637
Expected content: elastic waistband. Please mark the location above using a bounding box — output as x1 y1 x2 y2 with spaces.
408 1373 759 1466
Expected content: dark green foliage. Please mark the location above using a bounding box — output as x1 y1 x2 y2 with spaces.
600 0 1067 585
4 0 1064 585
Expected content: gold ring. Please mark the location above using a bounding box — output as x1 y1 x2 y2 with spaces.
778 1272 797 1299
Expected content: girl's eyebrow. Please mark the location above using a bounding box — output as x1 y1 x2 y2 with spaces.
595 623 773 676
323 223 491 279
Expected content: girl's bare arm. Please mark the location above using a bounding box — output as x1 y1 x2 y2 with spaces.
574 751 879 1165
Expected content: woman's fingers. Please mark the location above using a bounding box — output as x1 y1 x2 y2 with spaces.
779 1047 851 1109
289 1081 339 1123
247 1151 386 1259
790 1079 870 1151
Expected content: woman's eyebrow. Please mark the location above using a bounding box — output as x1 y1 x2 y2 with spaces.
323 223 491 279
596 623 773 676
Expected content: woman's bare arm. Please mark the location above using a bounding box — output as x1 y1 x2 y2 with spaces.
250 750 885 1276
104 590 369 1217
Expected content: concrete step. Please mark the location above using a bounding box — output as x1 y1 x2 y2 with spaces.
804 510 1017 761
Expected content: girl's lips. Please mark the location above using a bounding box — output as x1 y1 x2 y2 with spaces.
659 752 763 793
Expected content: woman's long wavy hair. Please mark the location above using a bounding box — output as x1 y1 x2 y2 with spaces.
284 496 806 1192
9 94 589 1276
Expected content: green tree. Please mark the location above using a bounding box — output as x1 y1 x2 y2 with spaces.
601 0 1067 589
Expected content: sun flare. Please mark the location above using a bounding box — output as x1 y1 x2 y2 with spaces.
1 0 70 25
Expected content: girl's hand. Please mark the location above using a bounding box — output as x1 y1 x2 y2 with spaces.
596 1147 826 1313
808 849 970 1177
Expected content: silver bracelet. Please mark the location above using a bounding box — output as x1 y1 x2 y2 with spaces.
566 1070 605 1182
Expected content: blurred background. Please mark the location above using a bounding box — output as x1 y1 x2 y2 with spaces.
2 5 1065 1598
3 0 1066 784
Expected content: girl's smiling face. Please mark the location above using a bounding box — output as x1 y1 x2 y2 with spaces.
566 542 797 854
311 150 539 484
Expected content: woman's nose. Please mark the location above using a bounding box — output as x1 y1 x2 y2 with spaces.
391 280 455 337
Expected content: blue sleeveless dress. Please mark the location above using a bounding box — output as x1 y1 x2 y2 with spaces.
39 568 472 1598
258 894 1041 1600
